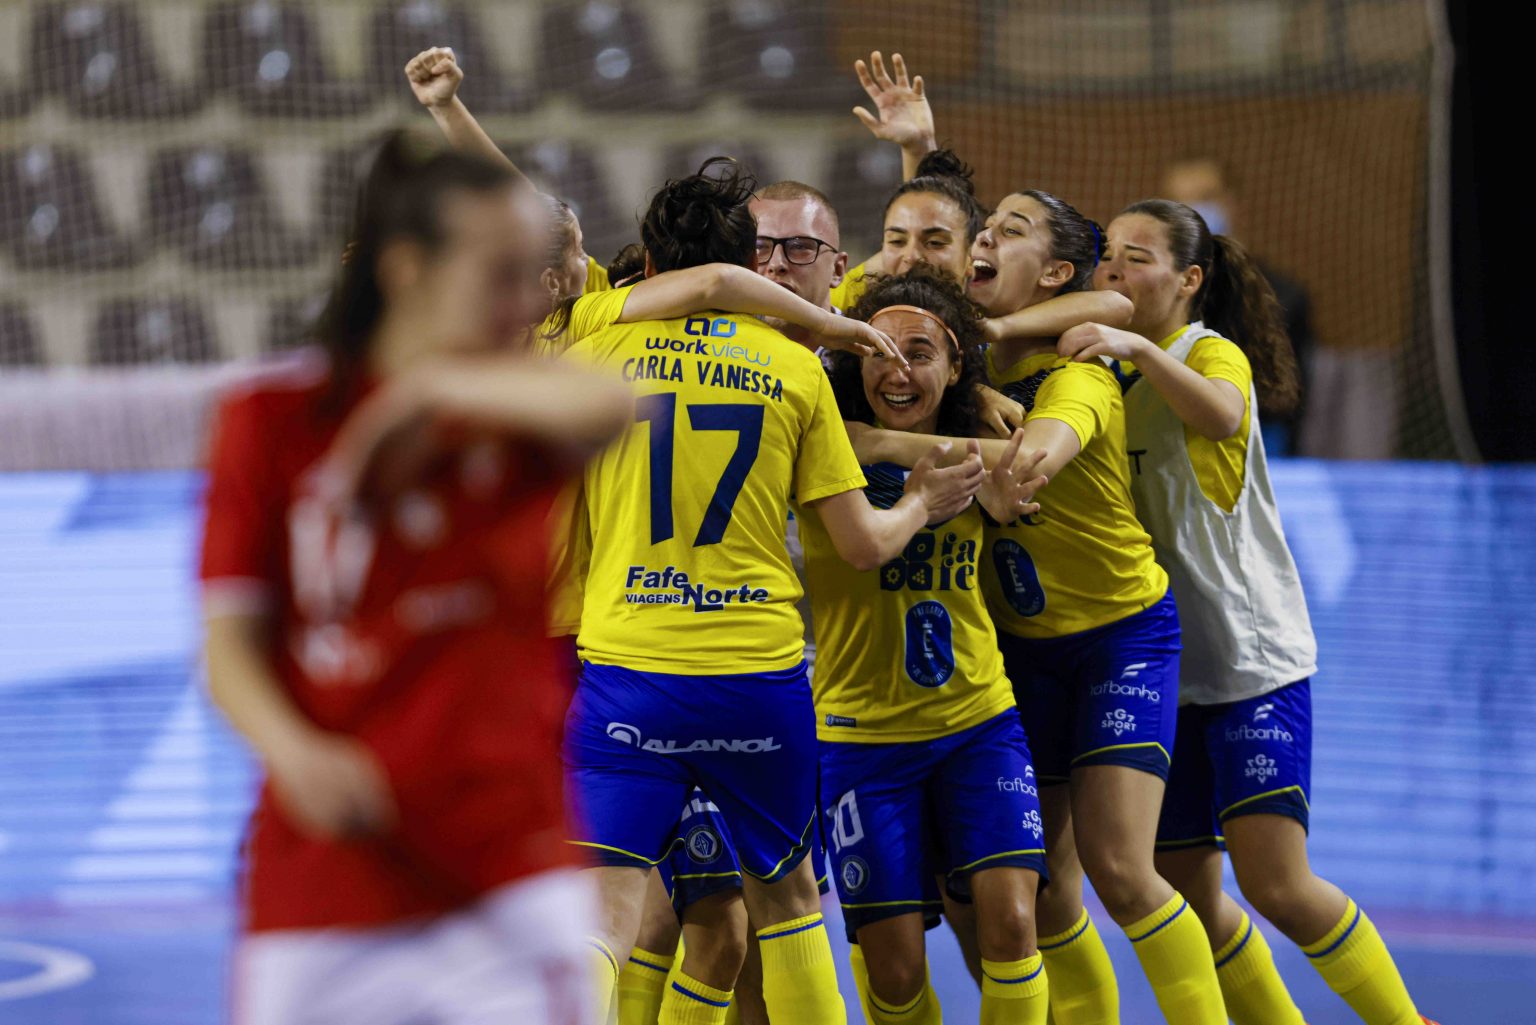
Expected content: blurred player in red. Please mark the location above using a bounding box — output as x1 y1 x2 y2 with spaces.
200 129 631 1025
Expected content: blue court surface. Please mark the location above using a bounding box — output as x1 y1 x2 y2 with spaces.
2 461 1535 1023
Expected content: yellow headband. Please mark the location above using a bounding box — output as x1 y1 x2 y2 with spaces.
868 304 960 357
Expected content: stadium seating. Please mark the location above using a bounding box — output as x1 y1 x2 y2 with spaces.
369 1 534 114
147 145 310 270
90 297 220 364
703 0 851 110
538 1 693 111
0 144 140 271
660 141 778 190
32 0 200 118
511 139 631 262
0 303 44 366
202 2 372 118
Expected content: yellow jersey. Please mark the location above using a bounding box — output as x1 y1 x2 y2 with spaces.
829 261 869 313
564 287 866 674
983 349 1167 638
799 462 1015 743
1120 328 1252 513
584 255 610 294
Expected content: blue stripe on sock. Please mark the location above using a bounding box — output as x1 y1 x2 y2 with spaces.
1039 915 1091 951
1305 905 1362 960
758 918 824 942
1214 919 1255 969
671 980 731 1008
983 962 1045 984
628 955 669 974
1129 900 1188 943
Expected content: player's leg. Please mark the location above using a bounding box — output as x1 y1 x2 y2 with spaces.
1068 596 1224 1025
1157 699 1303 1025
620 869 682 1025
854 913 941 1024
941 885 984 984
1217 682 1423 1025
658 889 749 1024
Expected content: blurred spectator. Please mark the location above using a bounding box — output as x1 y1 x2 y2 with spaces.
1161 157 1314 457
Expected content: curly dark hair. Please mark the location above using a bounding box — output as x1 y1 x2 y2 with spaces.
829 264 987 437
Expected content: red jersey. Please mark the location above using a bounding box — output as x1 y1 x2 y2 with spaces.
200 358 579 933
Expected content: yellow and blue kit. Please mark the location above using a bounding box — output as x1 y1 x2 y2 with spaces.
984 348 1181 781
560 287 866 878
799 463 1047 939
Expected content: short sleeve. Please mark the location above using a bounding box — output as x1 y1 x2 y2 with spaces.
199 394 283 618
565 284 635 342
794 369 867 504
829 262 868 314
1187 336 1253 415
584 255 611 294
1026 362 1116 450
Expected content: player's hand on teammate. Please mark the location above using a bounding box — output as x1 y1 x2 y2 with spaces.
405 46 464 109
310 376 436 511
979 429 1049 523
818 316 911 370
267 728 398 840
906 438 986 523
1058 322 1152 364
976 384 1026 438
853 51 938 157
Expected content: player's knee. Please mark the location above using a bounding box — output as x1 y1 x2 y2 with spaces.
1232 865 1309 935
977 902 1037 960
865 951 928 1008
1079 846 1155 918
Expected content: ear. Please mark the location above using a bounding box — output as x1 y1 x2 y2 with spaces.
829 251 849 291
643 250 658 279
946 357 962 387
1178 263 1204 301
539 266 561 294
1039 259 1075 290
375 238 424 298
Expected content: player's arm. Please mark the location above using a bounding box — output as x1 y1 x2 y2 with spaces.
982 290 1135 351
405 47 532 188
619 263 908 365
810 441 985 571
852 51 938 181
1057 322 1244 440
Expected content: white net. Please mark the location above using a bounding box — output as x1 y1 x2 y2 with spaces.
0 0 1468 467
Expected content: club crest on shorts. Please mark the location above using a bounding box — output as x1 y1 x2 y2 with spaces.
840 856 870 896
684 825 722 863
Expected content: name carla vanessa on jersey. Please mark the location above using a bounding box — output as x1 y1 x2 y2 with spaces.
623 344 787 403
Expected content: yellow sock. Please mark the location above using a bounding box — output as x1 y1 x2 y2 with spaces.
1124 894 1226 1025
722 1000 740 1025
659 968 733 1025
1038 909 1119 1025
1303 900 1419 1025
981 954 1049 1025
848 944 878 1024
619 947 674 1025
587 937 621 1024
756 913 847 1025
1214 913 1303 1025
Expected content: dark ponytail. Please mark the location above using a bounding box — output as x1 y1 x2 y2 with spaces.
317 128 518 399
640 156 758 273
1016 189 1102 294
884 148 987 245
1122 199 1299 415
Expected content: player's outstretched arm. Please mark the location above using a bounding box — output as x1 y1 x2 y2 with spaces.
853 51 938 181
617 264 909 365
1057 322 1245 440
850 416 1080 484
982 290 1135 352
811 440 984 571
405 47 531 188
205 614 398 840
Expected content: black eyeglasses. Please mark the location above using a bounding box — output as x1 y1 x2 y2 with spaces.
755 235 836 266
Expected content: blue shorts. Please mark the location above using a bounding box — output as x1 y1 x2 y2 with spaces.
565 660 818 881
657 789 831 915
1157 679 1313 850
998 593 1182 783
820 711 1048 940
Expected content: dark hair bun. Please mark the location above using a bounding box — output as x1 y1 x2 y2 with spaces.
914 148 977 193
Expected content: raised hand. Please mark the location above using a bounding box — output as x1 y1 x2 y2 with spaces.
852 51 937 156
979 429 1049 523
906 438 985 523
405 46 464 110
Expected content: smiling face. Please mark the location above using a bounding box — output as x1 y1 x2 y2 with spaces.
968 193 1078 316
1094 212 1202 339
861 307 962 434
881 192 973 284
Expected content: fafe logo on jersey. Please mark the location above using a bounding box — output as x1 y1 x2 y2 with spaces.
605 722 783 754
991 539 1047 618
904 600 956 687
880 530 978 592
624 565 770 613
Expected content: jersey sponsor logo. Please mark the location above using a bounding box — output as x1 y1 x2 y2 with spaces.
684 824 723 864
623 565 770 612
1225 723 1294 744
1089 678 1162 704
904 600 956 687
1245 753 1280 782
1022 809 1044 840
1103 708 1137 737
839 856 870 896
997 774 1038 796
604 721 783 754
880 530 978 592
990 539 1047 618
824 714 858 728
1253 703 1275 721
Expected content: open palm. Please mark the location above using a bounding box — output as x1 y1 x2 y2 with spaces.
853 51 935 150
